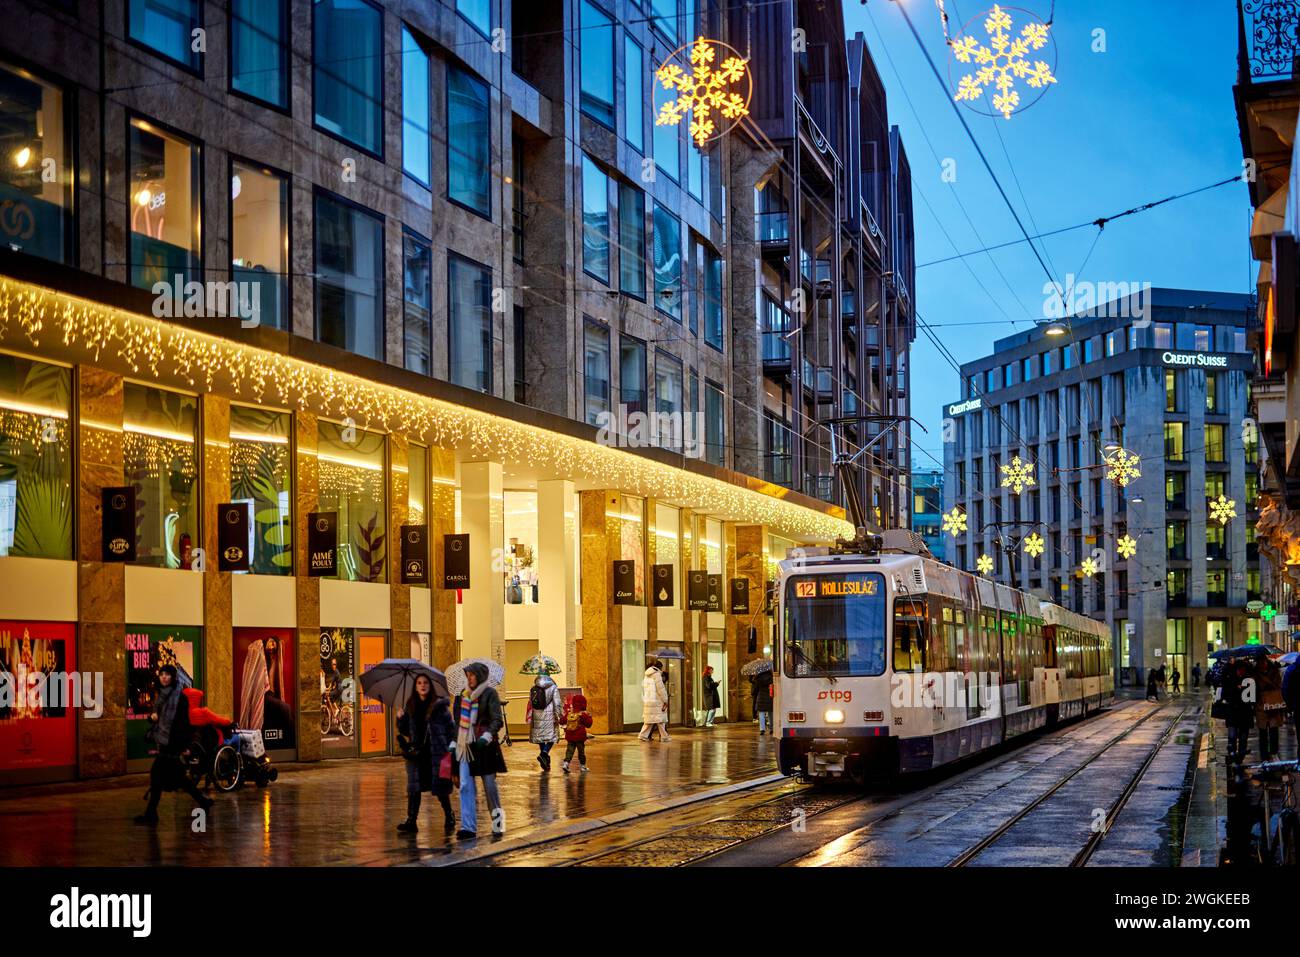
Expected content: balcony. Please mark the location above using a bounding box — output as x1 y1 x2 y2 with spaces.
756 211 789 245
764 454 792 487
1238 0 1300 83
762 331 792 375
804 473 836 502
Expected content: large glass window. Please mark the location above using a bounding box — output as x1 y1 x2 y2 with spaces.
582 156 610 283
584 321 611 426
655 351 683 451
318 419 386 583
619 183 646 298
653 203 682 322
447 63 491 216
401 28 431 186
403 231 432 374
704 380 724 467
579 0 615 128
783 573 887 677
0 60 71 264
314 191 384 361
129 0 201 71
704 249 723 349
128 117 200 292
124 383 198 568
504 490 539 605
0 354 72 560
1205 423 1226 462
231 161 288 331
448 253 493 392
625 35 644 151
1164 422 1184 461
1166 520 1187 561
313 0 383 155
1166 471 1186 509
229 404 292 575
231 0 288 108
652 89 680 183
651 0 679 44
456 0 492 36
620 336 647 416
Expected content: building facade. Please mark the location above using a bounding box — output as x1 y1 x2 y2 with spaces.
942 290 1261 682
0 0 913 783
912 467 944 561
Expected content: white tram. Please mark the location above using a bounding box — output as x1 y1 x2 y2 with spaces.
775 548 1114 783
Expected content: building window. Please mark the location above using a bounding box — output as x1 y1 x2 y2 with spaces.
447 63 491 217
652 63 681 183
1042 351 1053 375
448 253 493 393
0 61 72 264
1205 423 1225 462
124 383 198 568
1166 520 1187 561
620 336 647 416
579 0 615 129
401 28 431 186
1022 356 1034 382
402 231 432 375
619 183 646 298
1164 369 1179 412
1166 471 1186 509
1247 521 1259 562
231 0 288 108
1062 346 1074 371
1153 322 1173 349
1082 339 1093 363
0 353 72 560
231 160 288 331
229 404 292 575
318 419 386 583
129 0 201 71
1206 523 1226 561
514 306 526 403
456 0 492 36
1206 571 1226 607
1164 422 1184 461
651 0 679 44
704 248 723 350
314 190 384 361
625 35 644 151
1246 472 1259 510
1105 330 1118 357
705 379 724 467
512 140 525 263
1206 472 1226 502
582 155 610 283
584 320 611 426
1206 372 1221 413
313 0 383 156
764 413 791 485
128 117 201 292
653 202 682 321
655 351 683 451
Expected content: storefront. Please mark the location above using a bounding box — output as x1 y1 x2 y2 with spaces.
0 620 77 782
125 624 203 768
233 628 295 755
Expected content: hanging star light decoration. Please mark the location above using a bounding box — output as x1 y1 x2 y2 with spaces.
1210 494 1238 526
942 506 968 538
1023 532 1044 559
1105 447 1141 488
976 553 994 575
1080 557 1100 577
999 454 1036 494
952 5 1057 120
1116 534 1137 560
655 37 751 147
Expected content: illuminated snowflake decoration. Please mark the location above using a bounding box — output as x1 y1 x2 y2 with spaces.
1116 535 1137 560
1210 494 1238 526
999 454 1036 494
942 507 968 538
1022 532 1044 559
1080 557 1100 577
1105 447 1142 488
951 5 1057 120
976 553 994 576
655 37 752 147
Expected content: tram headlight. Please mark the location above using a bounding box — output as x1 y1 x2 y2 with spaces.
824 708 845 724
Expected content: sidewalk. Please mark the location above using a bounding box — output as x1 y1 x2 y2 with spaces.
0 724 782 866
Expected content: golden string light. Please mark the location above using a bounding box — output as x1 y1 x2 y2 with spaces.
976 553 994 575
942 506 968 538
1116 534 1137 560
1022 532 1044 558
999 454 1035 494
654 37 752 147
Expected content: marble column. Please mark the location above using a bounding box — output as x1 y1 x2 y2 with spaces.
429 448 457 669
726 524 767 721
460 461 504 662
537 479 575 683
679 507 697 723
579 490 624 734
388 434 410 663
293 411 322 762
76 366 126 778
200 394 233 716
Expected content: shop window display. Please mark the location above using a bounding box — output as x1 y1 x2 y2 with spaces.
123 383 199 568
319 627 356 756
234 629 295 751
0 353 72 560
125 625 203 762
504 490 538 604
0 621 77 774
317 419 387 583
229 405 292 574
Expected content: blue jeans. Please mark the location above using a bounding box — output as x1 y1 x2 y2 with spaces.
704 709 716 726
758 711 770 733
458 754 502 834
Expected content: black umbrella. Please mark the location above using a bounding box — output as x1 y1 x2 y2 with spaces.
1209 643 1283 660
359 659 449 707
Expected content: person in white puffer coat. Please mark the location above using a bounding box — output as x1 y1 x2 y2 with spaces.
526 674 564 771
638 662 671 742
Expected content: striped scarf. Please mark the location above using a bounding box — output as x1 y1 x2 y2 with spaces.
455 681 488 760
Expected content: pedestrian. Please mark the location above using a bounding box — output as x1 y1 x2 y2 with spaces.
1254 651 1286 760
450 662 507 839
1171 666 1181 695
1145 667 1158 702
1283 655 1300 747
754 668 774 734
701 665 722 728
525 673 563 772
638 661 671 742
134 665 213 825
1191 662 1202 690
560 693 593 773
395 674 456 835
1222 659 1256 766
1156 664 1167 699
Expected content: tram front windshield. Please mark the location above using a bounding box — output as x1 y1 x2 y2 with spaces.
783 572 887 677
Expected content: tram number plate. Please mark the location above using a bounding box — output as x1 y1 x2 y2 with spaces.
795 581 816 599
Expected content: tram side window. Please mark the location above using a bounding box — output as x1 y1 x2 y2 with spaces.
893 599 928 673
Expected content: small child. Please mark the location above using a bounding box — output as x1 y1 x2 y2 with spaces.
561 693 593 773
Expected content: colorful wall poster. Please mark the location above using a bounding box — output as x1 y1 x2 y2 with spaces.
233 628 296 751
319 628 355 756
0 621 77 773
125 625 204 761
358 633 388 755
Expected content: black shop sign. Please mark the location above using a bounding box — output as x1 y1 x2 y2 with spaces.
217 502 250 572
613 561 637 605
308 512 337 577
101 486 136 562
652 564 675 606
401 525 427 585
730 578 751 615
443 534 470 589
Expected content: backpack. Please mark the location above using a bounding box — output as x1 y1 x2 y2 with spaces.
529 685 548 711
566 710 582 733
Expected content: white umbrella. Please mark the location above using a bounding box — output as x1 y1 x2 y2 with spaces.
446 657 506 694
740 658 773 676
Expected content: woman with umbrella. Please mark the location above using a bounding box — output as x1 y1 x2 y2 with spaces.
396 674 456 834
522 655 564 772
450 662 507 839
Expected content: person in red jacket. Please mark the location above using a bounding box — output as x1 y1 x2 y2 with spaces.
560 693 593 773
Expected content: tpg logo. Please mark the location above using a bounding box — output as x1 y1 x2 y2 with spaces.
817 690 852 702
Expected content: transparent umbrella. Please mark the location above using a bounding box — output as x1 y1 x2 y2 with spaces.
740 658 773 676
446 657 506 694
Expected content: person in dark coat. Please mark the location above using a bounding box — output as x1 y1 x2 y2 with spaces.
1191 662 1202 690
1145 667 1159 702
450 663 506 839
753 670 774 734
1253 651 1286 760
701 665 722 728
1283 657 1300 750
135 665 213 825
1221 659 1256 766
396 674 456 834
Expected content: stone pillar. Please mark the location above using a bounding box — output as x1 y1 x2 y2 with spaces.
727 524 767 721
429 448 457 668
579 490 624 734
293 411 322 762
679 507 697 724
537 479 575 683
389 434 410 664
76 366 126 778
200 394 233 716
460 461 504 662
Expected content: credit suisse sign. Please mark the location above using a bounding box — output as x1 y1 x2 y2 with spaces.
1161 351 1227 368
948 398 982 416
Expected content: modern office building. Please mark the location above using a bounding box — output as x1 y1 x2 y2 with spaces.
912 467 944 561
0 0 914 783
942 289 1260 682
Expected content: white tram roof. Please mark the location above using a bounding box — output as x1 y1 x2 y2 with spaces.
1039 599 1110 639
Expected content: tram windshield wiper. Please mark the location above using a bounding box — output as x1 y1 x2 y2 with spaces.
787 639 838 686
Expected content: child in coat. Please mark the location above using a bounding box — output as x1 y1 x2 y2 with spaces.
561 693 594 773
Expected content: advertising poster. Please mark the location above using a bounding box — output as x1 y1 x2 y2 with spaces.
358 633 388 755
125 625 204 761
0 621 77 773
233 629 296 751
319 628 355 756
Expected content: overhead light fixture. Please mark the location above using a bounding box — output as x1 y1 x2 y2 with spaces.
1042 320 1066 336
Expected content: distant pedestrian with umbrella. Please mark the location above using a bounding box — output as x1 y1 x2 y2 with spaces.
753 667 774 734
450 662 507 838
395 674 456 835
638 660 670 742
701 665 722 728
526 674 564 771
